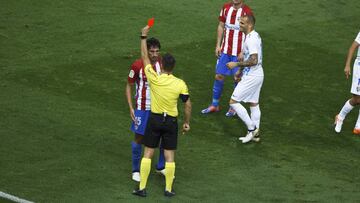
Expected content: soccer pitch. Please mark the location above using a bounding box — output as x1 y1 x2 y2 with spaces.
1 0 360 202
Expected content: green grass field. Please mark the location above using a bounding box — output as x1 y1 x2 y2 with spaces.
1 0 360 202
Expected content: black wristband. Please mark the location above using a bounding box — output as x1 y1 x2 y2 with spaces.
140 36 147 39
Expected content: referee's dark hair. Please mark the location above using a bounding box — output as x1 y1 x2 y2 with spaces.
162 53 176 72
147 37 161 49
246 15 256 26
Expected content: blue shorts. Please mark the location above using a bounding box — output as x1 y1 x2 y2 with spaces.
130 110 150 135
216 53 239 76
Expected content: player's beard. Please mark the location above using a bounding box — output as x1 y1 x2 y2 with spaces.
150 57 158 64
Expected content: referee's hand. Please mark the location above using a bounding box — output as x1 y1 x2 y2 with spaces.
182 123 190 135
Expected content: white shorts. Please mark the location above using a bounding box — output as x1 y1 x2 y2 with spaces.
351 59 360 95
231 75 264 103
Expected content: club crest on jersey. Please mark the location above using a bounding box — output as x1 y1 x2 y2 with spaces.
129 70 135 78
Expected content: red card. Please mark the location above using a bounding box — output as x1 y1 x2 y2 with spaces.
147 18 155 28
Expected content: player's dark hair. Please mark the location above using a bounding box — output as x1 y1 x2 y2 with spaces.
246 15 256 26
147 37 161 50
162 53 176 72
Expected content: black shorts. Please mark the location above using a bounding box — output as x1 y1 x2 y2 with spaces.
144 113 178 150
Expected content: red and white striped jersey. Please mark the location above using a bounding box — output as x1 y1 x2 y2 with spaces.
127 59 161 110
219 3 252 56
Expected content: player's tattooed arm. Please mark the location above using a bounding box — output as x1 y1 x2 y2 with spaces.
237 54 258 67
226 54 258 70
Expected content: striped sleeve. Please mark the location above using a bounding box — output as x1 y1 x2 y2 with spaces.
218 4 227 22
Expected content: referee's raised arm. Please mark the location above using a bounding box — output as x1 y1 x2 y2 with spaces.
141 26 151 66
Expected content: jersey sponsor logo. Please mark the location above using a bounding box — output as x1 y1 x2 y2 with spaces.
225 23 240 30
129 70 135 78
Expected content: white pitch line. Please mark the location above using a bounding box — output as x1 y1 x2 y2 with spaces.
0 191 34 203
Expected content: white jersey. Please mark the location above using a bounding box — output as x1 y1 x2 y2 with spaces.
355 31 360 60
242 30 263 77
351 31 360 95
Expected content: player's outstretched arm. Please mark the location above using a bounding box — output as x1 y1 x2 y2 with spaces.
344 41 359 79
141 26 151 66
182 98 192 134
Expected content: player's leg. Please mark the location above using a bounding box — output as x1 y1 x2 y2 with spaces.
243 77 263 142
250 103 261 129
353 60 360 134
130 110 149 182
230 77 263 143
350 95 360 134
334 99 353 133
164 150 176 197
336 63 360 133
138 147 155 190
162 115 178 197
230 99 256 131
133 113 161 197
201 74 224 113
155 141 165 174
248 78 263 130
202 53 232 114
225 55 241 117
131 134 142 182
353 108 360 134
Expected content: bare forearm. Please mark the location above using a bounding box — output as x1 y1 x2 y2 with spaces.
140 26 151 66
125 83 134 110
216 22 224 47
141 38 150 66
183 98 192 124
237 54 258 67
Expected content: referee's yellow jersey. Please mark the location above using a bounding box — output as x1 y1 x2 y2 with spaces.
144 64 189 117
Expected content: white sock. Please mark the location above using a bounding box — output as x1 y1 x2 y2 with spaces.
355 109 360 129
250 105 261 129
339 100 354 120
230 103 255 130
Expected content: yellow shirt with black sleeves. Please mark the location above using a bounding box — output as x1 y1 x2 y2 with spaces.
144 64 189 117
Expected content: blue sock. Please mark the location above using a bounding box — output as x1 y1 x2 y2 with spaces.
156 147 165 170
131 142 142 172
211 79 224 106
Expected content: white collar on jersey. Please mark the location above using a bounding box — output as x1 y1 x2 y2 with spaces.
246 29 256 38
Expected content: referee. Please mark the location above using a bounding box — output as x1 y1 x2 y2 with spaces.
132 25 192 197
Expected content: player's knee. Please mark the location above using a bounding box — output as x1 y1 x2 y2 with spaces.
164 150 175 162
134 134 143 144
249 103 259 107
215 74 225 81
143 147 155 158
351 96 360 105
355 98 360 105
229 99 237 105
